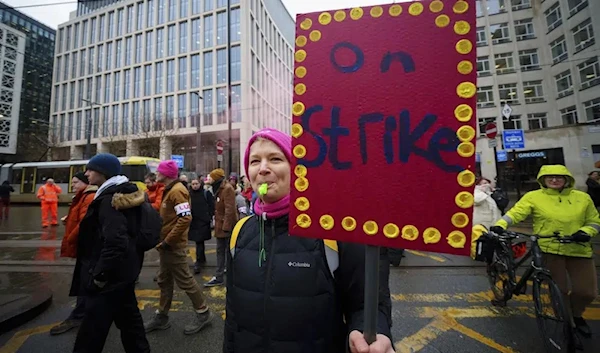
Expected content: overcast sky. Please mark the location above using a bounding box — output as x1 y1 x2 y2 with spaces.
3 0 406 29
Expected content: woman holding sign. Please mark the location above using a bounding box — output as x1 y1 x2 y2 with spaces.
223 128 394 353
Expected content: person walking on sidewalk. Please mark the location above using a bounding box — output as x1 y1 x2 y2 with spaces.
0 180 14 221
50 172 97 335
189 177 214 274
204 168 237 287
37 178 62 227
71 153 150 353
144 160 212 335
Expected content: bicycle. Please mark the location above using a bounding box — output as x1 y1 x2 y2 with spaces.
478 229 578 353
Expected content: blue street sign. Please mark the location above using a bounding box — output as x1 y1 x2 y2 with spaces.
502 129 525 149
171 154 184 169
496 150 508 162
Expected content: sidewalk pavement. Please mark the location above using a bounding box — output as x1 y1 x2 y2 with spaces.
0 272 53 334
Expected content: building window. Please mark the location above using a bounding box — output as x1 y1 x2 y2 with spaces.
572 19 595 52
166 95 174 129
146 31 153 61
191 54 200 88
476 1 483 17
181 0 189 18
231 45 241 81
217 0 227 7
204 51 213 85
90 17 96 43
545 2 562 33
156 28 165 59
122 103 130 135
134 67 141 97
527 113 547 130
112 105 119 136
136 2 143 31
115 40 122 68
79 49 86 77
523 80 545 103
72 52 78 77
104 74 111 103
93 108 99 138
476 26 487 46
167 59 175 92
154 97 163 130
69 83 76 109
486 0 507 15
232 85 241 122
106 42 113 71
178 93 186 128
86 78 93 104
127 6 134 33
95 76 101 102
555 70 573 98
102 107 109 137
217 12 226 45
190 93 199 127
477 56 491 76
179 57 187 90
512 0 531 11
73 23 79 49
82 20 88 46
63 54 69 81
568 0 588 17
168 0 176 22
583 98 600 121
503 115 522 130
135 34 142 63
205 0 214 12
156 62 164 94
108 11 115 39
99 15 105 41
577 57 600 89
231 8 240 42
490 23 510 44
124 69 131 99
192 19 201 51
203 88 213 125
550 36 568 64
494 52 515 74
144 65 152 96
117 9 124 36
55 57 61 83
77 80 84 108
560 106 577 125
499 83 519 104
133 101 140 134
168 25 176 56
158 0 165 24
192 0 201 15
217 48 226 83
147 0 154 27
478 117 496 136
515 18 535 41
179 22 188 54
477 86 495 108
204 15 213 48
76 111 82 140
216 87 226 124
61 84 67 111
67 113 73 141
125 37 132 66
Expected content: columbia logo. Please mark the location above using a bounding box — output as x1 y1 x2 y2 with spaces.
288 261 311 268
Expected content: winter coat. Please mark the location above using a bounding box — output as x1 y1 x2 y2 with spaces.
496 165 600 258
189 188 214 242
70 181 145 297
145 182 165 211
213 178 237 238
160 180 192 249
224 214 393 353
0 182 14 199
235 193 248 217
61 185 98 258
587 177 600 207
472 186 501 230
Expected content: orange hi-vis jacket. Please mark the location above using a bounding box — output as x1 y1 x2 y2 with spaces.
37 184 62 203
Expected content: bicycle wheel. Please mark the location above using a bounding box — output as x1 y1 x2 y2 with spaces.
532 273 575 353
486 247 514 302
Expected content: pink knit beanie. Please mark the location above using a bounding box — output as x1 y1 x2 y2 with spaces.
244 128 292 176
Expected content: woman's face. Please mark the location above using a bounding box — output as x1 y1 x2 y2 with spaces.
190 179 201 190
544 175 567 189
478 179 490 186
248 138 290 204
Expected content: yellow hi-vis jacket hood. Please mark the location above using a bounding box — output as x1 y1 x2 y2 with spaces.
495 165 600 258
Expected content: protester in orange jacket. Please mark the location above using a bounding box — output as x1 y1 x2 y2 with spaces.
60 172 97 259
37 178 62 227
145 173 165 211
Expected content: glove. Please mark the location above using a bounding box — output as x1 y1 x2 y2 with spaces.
570 231 591 243
490 226 505 235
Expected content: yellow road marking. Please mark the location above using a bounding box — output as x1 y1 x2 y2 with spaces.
442 315 517 353
417 306 536 319
0 323 58 353
395 317 451 353
393 292 600 305
405 250 447 263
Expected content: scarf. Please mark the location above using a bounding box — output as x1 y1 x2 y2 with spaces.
253 194 290 219
94 175 129 199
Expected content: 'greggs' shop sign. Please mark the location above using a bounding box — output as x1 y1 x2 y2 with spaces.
289 1 477 256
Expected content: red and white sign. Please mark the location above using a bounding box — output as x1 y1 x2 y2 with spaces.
485 123 498 139
216 141 224 155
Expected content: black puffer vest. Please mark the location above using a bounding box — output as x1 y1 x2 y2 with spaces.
225 214 347 353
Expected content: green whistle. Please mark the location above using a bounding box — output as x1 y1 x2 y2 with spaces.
258 183 268 195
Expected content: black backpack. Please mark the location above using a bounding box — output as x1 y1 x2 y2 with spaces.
136 201 162 252
491 188 509 211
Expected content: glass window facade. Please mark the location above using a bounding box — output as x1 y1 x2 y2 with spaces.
204 15 213 47
167 59 175 92
192 19 201 51
191 54 200 88
217 49 226 83
179 57 187 90
231 45 240 81
156 62 164 94
203 51 213 85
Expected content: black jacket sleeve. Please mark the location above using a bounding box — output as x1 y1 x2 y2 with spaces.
92 197 130 279
223 246 235 353
206 191 215 217
336 243 393 344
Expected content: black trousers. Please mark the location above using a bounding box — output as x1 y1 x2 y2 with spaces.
195 241 206 263
73 284 150 353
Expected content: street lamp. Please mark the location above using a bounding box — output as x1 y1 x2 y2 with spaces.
227 0 233 175
81 98 102 159
191 92 203 177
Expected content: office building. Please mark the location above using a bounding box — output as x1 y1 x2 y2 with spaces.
50 0 295 174
0 23 25 155
0 2 55 160
474 0 600 190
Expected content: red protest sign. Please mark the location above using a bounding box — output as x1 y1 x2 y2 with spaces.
289 1 477 256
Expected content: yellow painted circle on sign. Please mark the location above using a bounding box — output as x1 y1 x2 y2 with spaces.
402 225 419 241
457 126 475 142
295 66 307 78
453 1 469 14
383 223 400 239
370 6 384 18
293 144 307 158
294 197 310 211
455 191 474 209
423 227 441 244
456 39 473 54
334 10 346 22
452 212 469 228
429 1 444 13
295 177 309 192
363 220 378 235
350 8 364 20
295 36 307 48
291 123 303 138
409 3 424 16
457 170 476 187
457 82 476 98
309 30 321 42
435 15 450 28
454 104 473 122
457 142 475 157
292 102 306 116
296 213 311 228
319 12 332 25
389 4 402 16
342 216 356 231
448 231 467 248
294 164 307 178
294 83 306 96
454 20 471 35
320 215 334 230
295 50 307 63
300 18 312 30
457 60 473 75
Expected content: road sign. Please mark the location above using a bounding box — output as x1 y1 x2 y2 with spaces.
496 150 508 162
216 141 224 155
485 123 497 139
217 154 223 162
502 129 525 149
502 104 512 119
171 155 184 169
488 139 497 148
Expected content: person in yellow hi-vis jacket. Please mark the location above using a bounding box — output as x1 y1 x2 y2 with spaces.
490 165 600 341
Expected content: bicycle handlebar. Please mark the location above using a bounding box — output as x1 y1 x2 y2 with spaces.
486 230 583 244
